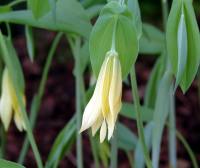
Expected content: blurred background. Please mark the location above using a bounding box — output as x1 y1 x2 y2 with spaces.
0 0 200 167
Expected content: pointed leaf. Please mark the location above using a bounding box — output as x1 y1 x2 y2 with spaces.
152 71 173 168
0 0 92 38
0 159 25 168
90 1 138 78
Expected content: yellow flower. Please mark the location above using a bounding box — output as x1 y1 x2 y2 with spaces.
80 50 122 143
0 68 26 131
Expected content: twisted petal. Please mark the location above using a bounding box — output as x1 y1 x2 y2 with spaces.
107 56 122 139
80 57 109 132
100 119 107 143
14 110 26 131
0 69 13 131
91 114 103 136
79 98 101 132
106 112 115 140
101 56 113 118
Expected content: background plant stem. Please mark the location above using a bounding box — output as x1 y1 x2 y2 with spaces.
18 32 63 164
168 85 176 168
74 37 83 168
80 75 100 168
130 68 152 168
161 0 168 31
0 126 6 158
110 126 118 168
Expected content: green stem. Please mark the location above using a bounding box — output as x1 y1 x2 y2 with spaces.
80 75 100 168
74 38 83 168
127 152 134 168
130 68 152 168
17 94 43 168
161 0 169 31
5 23 11 40
167 122 199 168
0 126 6 158
110 127 118 168
18 32 63 164
176 131 198 168
168 85 176 168
89 132 100 168
8 0 26 7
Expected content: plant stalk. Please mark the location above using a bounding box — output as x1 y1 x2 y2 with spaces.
168 88 177 168
110 127 118 168
130 68 152 168
74 37 83 168
18 32 63 164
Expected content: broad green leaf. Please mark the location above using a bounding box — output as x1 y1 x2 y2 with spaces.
127 0 142 39
139 23 165 54
0 33 25 91
90 1 138 78
25 26 35 62
166 0 200 92
120 102 153 122
134 122 153 168
28 0 51 19
117 123 137 151
144 56 165 108
152 71 173 168
0 159 25 168
0 0 92 38
45 116 76 168
174 6 187 91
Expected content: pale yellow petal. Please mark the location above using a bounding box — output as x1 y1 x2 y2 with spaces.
100 120 107 143
14 110 26 131
106 112 115 140
80 56 109 133
0 68 13 131
80 97 101 132
101 56 113 118
109 56 122 121
91 114 103 136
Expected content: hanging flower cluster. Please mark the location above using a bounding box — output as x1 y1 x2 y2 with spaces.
80 50 122 142
0 68 26 131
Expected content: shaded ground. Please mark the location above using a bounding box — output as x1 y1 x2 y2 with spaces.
4 30 200 168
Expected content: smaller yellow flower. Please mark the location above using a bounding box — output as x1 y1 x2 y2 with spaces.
0 68 26 131
80 50 122 143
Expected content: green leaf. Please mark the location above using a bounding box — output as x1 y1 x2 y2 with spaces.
45 116 76 168
89 1 138 78
166 0 200 92
174 7 187 91
127 0 142 39
0 0 92 38
120 102 153 122
0 159 25 168
144 56 165 108
117 123 137 151
25 26 35 62
0 33 25 91
152 71 173 168
134 122 153 168
28 0 51 19
139 23 165 54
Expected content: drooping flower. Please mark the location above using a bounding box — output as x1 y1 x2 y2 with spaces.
0 68 26 131
80 50 122 143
